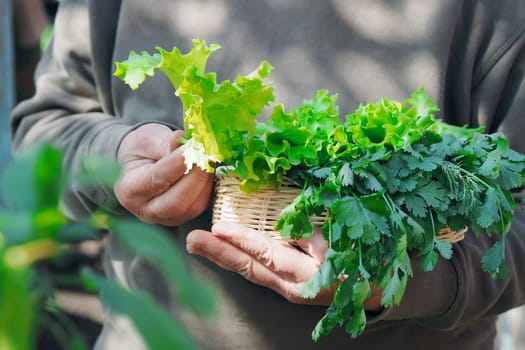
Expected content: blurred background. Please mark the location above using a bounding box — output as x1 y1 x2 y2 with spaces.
0 0 523 349
1 2 103 348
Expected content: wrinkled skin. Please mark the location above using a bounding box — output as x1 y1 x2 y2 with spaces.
115 123 214 226
187 222 383 310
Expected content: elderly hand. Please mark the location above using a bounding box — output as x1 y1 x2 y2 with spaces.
187 221 383 309
114 123 214 226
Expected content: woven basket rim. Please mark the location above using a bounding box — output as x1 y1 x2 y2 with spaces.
212 176 467 243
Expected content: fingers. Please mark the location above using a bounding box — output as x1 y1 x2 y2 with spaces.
187 228 282 282
144 167 214 225
143 146 188 196
187 223 331 305
163 129 186 153
118 124 181 164
118 160 214 226
295 227 328 263
364 287 384 311
116 125 186 199
115 123 214 226
211 222 321 279
186 228 306 304
212 222 286 269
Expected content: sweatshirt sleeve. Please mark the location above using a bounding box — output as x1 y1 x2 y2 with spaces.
433 22 525 329
371 15 525 329
9 0 135 219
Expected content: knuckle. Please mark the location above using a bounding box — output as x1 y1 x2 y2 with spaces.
148 172 172 192
177 193 212 221
116 194 139 215
237 259 255 280
256 243 276 270
137 206 158 224
172 201 201 222
185 201 207 219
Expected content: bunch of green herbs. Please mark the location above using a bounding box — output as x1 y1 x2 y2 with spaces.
115 40 525 340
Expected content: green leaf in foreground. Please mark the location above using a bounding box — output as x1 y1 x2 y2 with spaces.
82 269 197 350
102 216 217 317
0 263 34 350
0 143 219 349
1 143 63 211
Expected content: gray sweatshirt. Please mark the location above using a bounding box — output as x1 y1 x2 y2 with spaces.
10 0 525 349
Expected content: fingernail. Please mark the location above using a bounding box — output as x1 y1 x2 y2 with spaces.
186 242 195 253
211 222 223 234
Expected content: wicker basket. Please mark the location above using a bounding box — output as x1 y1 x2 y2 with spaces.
212 176 466 243
212 176 326 239
437 226 467 243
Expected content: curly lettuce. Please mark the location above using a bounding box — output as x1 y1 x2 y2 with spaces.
114 39 274 172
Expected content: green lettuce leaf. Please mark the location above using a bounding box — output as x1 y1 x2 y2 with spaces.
114 39 274 172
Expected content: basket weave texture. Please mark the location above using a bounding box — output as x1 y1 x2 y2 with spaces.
212 176 325 239
212 176 466 243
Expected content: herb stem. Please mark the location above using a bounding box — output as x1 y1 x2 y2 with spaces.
358 238 363 268
328 217 333 249
447 161 492 190
428 207 437 238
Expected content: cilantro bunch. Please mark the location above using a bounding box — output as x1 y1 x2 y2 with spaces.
115 40 525 341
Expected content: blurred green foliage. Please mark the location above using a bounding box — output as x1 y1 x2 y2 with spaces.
0 143 216 350
40 24 53 52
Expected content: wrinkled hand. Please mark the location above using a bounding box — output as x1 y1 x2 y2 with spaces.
187 222 383 309
187 221 332 305
114 123 214 226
